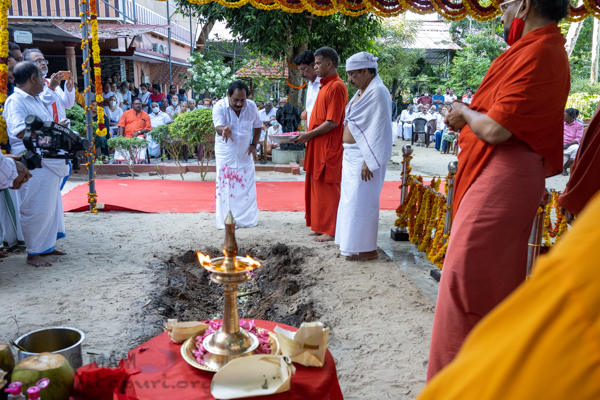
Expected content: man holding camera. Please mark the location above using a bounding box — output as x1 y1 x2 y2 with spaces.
3 62 70 267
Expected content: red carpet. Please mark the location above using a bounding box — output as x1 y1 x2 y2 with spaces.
63 179 408 213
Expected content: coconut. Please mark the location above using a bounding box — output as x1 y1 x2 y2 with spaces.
11 353 74 400
0 344 15 381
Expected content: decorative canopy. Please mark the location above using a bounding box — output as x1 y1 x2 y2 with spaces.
182 0 600 22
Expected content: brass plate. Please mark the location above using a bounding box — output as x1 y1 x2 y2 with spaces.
181 328 280 373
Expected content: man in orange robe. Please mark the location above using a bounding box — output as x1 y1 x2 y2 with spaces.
417 192 600 400
427 0 571 380
292 47 348 242
558 102 600 222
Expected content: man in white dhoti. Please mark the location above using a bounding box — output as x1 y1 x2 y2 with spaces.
335 52 393 261
148 102 172 157
400 105 416 140
212 80 263 230
0 146 31 254
4 62 70 267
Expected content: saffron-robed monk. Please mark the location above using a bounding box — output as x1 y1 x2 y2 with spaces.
427 0 571 380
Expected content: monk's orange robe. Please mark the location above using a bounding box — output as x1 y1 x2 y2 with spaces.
427 24 570 380
418 192 600 400
558 104 600 215
304 74 348 236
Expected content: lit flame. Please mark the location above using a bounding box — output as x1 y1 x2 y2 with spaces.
197 252 212 268
245 255 261 270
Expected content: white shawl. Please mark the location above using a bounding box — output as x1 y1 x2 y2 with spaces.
344 75 393 172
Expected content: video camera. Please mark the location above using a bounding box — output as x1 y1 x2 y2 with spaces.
20 115 89 171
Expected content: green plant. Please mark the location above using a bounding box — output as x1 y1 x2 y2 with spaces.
186 52 236 99
170 108 215 180
66 104 87 137
570 78 600 96
107 136 147 178
566 93 600 119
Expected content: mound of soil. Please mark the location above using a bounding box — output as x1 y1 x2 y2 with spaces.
150 243 320 328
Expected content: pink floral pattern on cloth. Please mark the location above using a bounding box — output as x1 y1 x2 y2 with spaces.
192 319 272 364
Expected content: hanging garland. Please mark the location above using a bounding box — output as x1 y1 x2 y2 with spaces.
0 0 10 154
286 77 307 90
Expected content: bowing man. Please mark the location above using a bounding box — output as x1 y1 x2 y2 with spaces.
212 80 263 229
335 52 393 261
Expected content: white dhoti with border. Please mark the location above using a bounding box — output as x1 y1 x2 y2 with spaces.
19 159 69 255
402 123 413 140
0 189 25 250
335 143 387 256
215 163 258 230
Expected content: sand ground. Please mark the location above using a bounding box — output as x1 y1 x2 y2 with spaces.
0 138 571 399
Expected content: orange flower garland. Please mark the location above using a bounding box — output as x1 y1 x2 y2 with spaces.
286 77 307 90
0 0 10 152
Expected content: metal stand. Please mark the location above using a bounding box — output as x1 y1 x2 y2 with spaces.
80 0 95 212
391 145 413 241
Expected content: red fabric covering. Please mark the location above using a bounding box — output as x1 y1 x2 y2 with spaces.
69 360 140 400
71 321 343 400
62 179 405 213
305 172 340 236
454 24 570 217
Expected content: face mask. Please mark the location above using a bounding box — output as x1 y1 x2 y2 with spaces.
110 100 116 106
172 101 178 106
271 120 277 126
424 93 429 97
141 89 147 93
152 107 160 114
505 0 527 46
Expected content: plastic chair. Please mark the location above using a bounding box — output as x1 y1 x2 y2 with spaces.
411 118 428 147
426 119 437 148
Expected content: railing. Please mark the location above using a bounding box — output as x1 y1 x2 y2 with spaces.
391 146 568 277
125 0 192 46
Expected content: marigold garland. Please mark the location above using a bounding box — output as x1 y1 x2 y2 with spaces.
286 77 307 90
0 0 9 151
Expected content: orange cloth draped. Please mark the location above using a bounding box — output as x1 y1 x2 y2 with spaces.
118 109 152 138
304 74 347 235
418 192 600 400
558 108 600 215
454 24 570 217
427 139 544 380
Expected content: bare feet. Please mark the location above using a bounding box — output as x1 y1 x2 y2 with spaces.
27 255 52 267
346 250 379 262
0 249 8 258
46 249 66 256
313 234 334 243
308 232 321 237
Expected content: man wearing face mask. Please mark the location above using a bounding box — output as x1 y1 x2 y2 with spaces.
212 80 263 230
166 96 180 118
418 90 432 107
148 102 172 157
427 0 571 381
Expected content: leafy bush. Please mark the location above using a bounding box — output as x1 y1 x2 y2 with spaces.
570 79 600 96
170 109 215 181
566 93 600 119
66 104 87 137
107 136 147 178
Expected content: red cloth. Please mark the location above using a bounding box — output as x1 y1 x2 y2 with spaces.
427 139 545 380
454 24 570 217
45 79 60 122
559 108 600 215
305 172 341 236
72 320 343 400
69 360 140 400
149 93 166 104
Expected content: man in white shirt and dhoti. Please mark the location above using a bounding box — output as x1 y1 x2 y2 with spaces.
212 80 263 229
335 52 393 261
4 62 70 267
399 104 416 140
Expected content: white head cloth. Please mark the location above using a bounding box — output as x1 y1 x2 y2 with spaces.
345 52 379 72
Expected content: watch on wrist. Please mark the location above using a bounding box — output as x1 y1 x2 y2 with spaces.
250 143 257 147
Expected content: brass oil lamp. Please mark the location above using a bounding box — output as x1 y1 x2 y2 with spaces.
196 211 261 370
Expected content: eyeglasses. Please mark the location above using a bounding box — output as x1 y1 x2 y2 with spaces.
500 0 519 12
33 59 49 65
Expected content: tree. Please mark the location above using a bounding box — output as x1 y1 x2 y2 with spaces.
446 28 506 93
176 2 382 108
376 18 420 100
186 52 237 99
170 109 216 181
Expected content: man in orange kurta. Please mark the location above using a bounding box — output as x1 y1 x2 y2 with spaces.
427 0 571 380
417 192 600 400
292 47 348 242
118 98 151 138
558 102 600 221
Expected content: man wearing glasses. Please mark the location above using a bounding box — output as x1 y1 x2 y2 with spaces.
426 0 571 381
22 48 75 129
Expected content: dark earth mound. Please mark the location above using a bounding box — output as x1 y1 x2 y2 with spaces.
149 243 320 328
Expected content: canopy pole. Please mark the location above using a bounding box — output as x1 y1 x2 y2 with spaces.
81 0 95 211
167 0 172 87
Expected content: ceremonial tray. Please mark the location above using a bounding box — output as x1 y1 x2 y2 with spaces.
181 328 281 373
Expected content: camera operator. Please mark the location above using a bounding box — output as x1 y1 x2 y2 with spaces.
2 61 70 267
